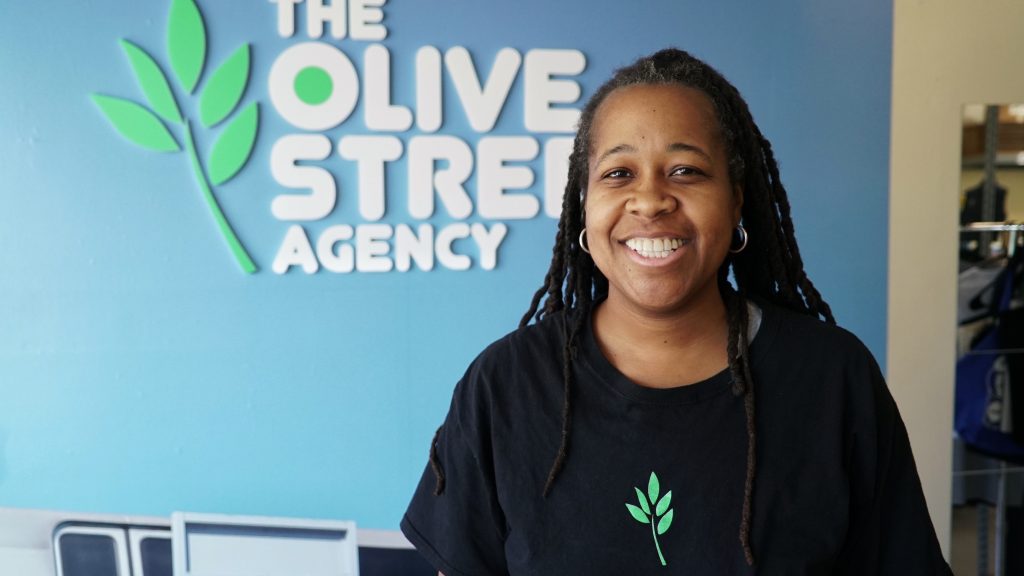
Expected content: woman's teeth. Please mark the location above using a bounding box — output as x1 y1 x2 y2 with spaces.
625 237 683 259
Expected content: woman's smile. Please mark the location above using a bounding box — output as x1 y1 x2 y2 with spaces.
621 236 690 266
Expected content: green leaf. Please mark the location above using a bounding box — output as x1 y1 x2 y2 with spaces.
625 503 650 524
121 40 182 124
208 102 258 185
168 0 206 93
648 472 660 505
199 44 250 128
634 487 650 515
656 509 674 535
91 94 179 152
655 490 672 517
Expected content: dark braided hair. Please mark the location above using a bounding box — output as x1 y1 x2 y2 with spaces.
431 48 835 566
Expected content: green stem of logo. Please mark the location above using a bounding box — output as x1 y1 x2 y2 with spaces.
184 120 257 273
650 514 666 566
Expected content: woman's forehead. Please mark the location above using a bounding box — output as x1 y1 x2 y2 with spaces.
588 84 724 156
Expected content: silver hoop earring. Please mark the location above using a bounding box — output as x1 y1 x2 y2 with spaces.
729 225 748 254
579 228 591 254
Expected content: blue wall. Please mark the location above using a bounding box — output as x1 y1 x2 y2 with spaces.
0 0 892 529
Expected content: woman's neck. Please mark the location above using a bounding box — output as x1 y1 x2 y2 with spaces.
591 287 731 389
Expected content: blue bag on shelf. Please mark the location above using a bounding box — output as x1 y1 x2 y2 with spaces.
955 248 1024 462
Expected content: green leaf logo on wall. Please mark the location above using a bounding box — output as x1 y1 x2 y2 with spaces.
625 472 675 567
92 0 258 273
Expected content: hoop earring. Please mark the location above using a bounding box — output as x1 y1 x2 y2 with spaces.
579 228 591 254
729 225 748 254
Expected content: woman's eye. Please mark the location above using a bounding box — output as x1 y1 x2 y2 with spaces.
604 169 631 179
670 166 703 177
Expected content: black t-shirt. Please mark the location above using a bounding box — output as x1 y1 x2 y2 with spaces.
401 301 952 575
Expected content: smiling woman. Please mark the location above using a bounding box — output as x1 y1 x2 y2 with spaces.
401 48 953 575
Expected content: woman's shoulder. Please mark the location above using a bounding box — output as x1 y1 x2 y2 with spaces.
753 300 890 425
453 310 570 399
754 299 878 370
474 309 571 369
443 311 571 443
759 298 867 348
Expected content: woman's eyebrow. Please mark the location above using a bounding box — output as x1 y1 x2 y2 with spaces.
595 142 712 165
668 142 711 160
595 143 636 165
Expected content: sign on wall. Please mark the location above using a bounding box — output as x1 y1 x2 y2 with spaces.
93 0 586 275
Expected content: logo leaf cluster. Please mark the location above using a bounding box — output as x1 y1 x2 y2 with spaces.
626 471 675 567
92 0 259 273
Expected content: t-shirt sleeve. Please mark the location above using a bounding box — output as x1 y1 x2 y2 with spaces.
834 351 953 575
401 363 509 576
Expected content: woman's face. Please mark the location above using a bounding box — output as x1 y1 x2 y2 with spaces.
584 83 742 317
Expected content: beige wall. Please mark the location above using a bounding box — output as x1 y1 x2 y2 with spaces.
891 0 1024 555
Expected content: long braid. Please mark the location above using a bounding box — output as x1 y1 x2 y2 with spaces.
522 199 569 324
522 141 590 325
429 425 445 495
544 310 577 496
723 274 746 398
722 276 757 564
542 158 595 494
756 132 835 323
737 291 758 566
740 370 757 564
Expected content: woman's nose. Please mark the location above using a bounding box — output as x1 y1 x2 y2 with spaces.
627 176 677 218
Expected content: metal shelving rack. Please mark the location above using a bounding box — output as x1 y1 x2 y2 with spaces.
955 221 1023 576
956 105 1023 576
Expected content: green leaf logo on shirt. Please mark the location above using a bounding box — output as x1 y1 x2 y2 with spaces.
625 471 674 567
91 0 259 273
